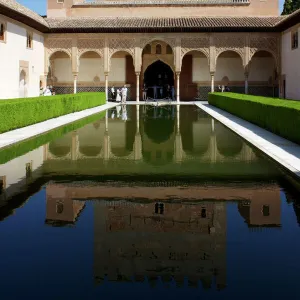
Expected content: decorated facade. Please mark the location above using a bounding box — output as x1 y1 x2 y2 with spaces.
0 0 299 100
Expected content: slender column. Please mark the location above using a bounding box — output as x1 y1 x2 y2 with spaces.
136 72 140 102
73 73 78 94
211 118 215 133
210 72 215 93
105 110 108 132
43 73 48 89
245 72 249 94
105 72 109 102
176 72 180 102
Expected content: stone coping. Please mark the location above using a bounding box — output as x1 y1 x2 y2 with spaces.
195 102 300 179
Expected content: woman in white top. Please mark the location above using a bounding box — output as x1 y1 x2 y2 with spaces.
116 89 121 102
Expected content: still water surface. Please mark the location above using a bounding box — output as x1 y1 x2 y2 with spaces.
0 105 300 299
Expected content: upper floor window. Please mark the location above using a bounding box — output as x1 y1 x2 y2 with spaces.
292 31 298 50
0 23 5 42
26 31 33 49
156 44 162 54
57 0 64 3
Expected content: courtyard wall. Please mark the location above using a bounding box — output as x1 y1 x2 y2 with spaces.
0 15 45 100
281 23 300 100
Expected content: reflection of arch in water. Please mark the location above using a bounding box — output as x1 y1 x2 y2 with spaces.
143 107 175 144
49 143 71 157
216 124 243 157
142 149 174 166
79 146 101 157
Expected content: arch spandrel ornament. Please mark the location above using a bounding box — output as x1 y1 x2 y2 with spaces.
214 36 245 66
249 36 279 70
46 38 72 58
108 38 135 58
78 39 104 58
180 37 210 61
140 37 176 53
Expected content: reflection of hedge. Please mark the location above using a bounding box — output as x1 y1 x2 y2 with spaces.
208 92 300 145
0 112 105 165
0 92 106 133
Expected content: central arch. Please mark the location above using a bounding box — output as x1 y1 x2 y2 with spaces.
143 60 174 99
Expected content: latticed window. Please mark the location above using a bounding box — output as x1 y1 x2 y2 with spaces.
26 32 33 48
292 31 298 50
0 23 5 41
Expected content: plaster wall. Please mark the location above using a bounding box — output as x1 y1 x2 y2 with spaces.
54 57 125 83
47 0 279 18
0 147 44 189
0 16 45 99
281 25 300 100
249 57 275 82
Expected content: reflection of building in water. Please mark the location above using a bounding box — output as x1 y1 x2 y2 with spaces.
44 182 282 289
45 106 258 164
94 200 227 289
238 186 281 228
45 191 85 226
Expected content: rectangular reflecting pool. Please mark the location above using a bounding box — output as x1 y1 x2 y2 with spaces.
1 105 300 299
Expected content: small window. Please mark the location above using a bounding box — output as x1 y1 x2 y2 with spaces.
0 23 5 42
26 32 33 49
262 205 270 217
156 44 162 54
154 203 164 214
166 45 172 54
57 0 64 3
201 208 206 218
56 201 64 214
143 44 151 55
292 31 298 50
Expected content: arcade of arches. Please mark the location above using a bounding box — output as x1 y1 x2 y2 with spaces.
45 34 280 100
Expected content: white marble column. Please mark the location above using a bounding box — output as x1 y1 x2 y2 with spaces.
43 73 48 89
210 72 215 93
73 73 78 94
136 72 140 102
176 72 180 102
105 72 109 102
245 72 249 94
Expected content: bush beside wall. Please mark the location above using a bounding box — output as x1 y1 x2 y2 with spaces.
208 92 300 145
0 92 106 133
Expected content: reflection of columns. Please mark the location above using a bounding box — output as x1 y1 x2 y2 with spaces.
174 105 182 163
103 111 110 161
210 135 217 163
211 119 215 133
73 73 78 94
245 72 249 94
71 131 79 161
176 104 180 133
105 72 109 102
210 72 215 93
43 143 49 161
136 105 140 132
136 72 140 102
176 72 180 102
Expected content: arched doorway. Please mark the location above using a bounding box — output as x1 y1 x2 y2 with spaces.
19 70 27 98
144 60 174 99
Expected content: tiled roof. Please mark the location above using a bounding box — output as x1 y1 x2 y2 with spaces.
46 16 286 32
0 0 48 28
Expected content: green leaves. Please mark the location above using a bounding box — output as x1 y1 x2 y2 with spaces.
208 92 300 145
0 92 106 134
282 0 300 15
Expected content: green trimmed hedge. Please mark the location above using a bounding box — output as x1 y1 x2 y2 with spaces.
0 92 106 133
0 111 106 165
208 92 300 145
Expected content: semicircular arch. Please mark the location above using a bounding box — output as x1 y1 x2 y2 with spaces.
216 49 244 65
181 49 209 62
249 49 278 71
79 49 102 59
143 58 175 74
49 50 71 60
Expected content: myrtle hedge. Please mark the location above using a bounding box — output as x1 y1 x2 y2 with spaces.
0 92 106 133
208 92 300 145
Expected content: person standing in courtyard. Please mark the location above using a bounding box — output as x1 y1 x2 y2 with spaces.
142 84 148 101
111 85 115 101
171 86 175 101
121 85 128 103
116 88 121 102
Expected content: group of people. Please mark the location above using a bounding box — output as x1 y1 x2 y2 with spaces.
110 105 128 121
110 85 128 103
218 85 230 92
142 84 175 100
40 86 55 96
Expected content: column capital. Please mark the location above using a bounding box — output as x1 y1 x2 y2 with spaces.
210 72 215 77
104 72 109 77
135 72 140 76
73 72 78 77
176 72 180 76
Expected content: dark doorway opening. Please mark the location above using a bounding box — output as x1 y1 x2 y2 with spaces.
143 60 174 99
